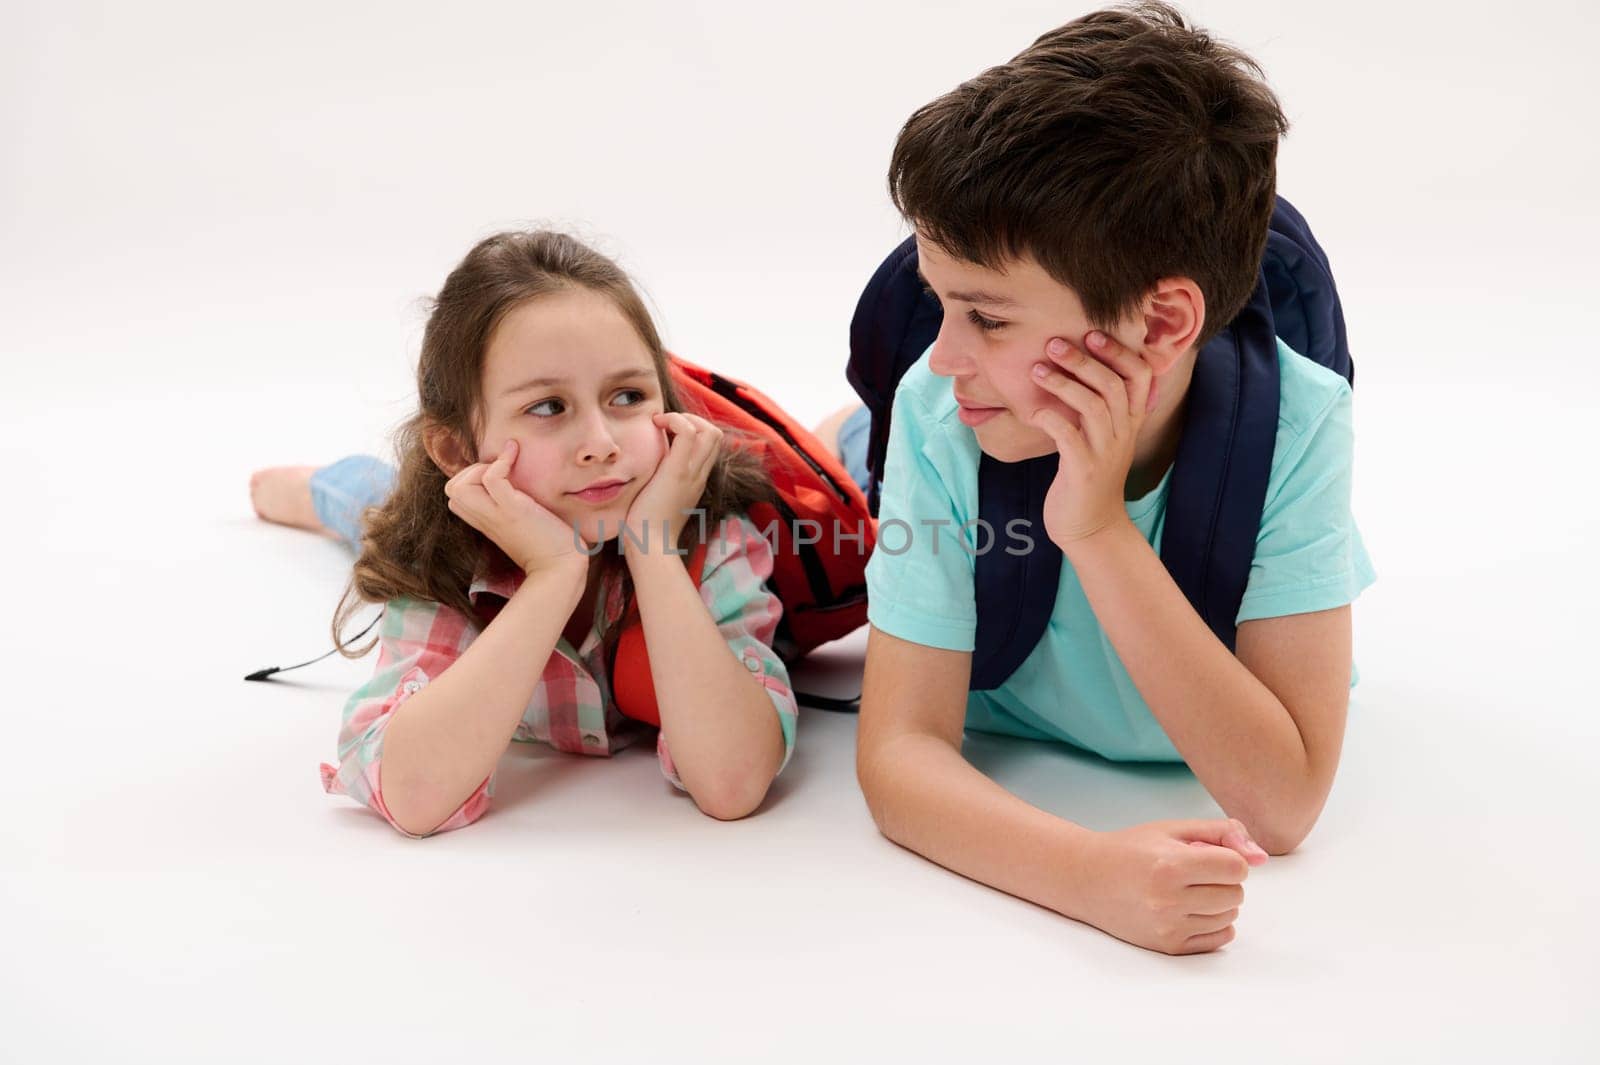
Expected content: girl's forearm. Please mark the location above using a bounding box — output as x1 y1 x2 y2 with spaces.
379 565 587 836
627 549 783 819
1062 520 1314 840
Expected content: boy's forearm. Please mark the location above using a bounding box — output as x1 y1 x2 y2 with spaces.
628 550 783 819
1063 520 1317 846
860 731 1102 921
380 568 585 835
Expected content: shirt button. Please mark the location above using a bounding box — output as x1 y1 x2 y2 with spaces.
742 651 762 673
402 680 423 695
581 732 602 746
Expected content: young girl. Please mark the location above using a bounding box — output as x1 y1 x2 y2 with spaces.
252 230 800 838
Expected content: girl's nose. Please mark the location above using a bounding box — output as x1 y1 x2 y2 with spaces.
577 410 621 465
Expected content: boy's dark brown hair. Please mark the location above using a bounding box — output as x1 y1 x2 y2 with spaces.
333 229 773 658
888 1 1288 347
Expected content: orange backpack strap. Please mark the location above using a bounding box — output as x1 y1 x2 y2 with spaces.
610 538 712 726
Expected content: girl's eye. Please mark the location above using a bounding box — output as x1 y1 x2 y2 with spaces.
967 309 1006 333
525 398 565 418
613 388 647 407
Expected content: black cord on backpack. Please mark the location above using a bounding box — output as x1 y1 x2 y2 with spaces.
243 610 385 682
245 610 862 710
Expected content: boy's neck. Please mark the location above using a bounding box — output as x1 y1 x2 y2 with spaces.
1125 348 1198 500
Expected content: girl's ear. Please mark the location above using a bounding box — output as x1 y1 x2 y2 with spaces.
423 423 473 477
1138 277 1206 375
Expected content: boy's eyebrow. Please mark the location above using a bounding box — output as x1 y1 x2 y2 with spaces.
916 268 1018 309
502 366 656 397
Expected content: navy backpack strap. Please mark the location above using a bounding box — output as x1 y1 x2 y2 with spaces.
846 235 942 516
969 454 1061 690
1160 274 1280 652
1159 195 1352 652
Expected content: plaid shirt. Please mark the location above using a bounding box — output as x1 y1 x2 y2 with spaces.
319 516 798 838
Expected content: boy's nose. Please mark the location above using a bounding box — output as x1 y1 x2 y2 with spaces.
926 328 976 379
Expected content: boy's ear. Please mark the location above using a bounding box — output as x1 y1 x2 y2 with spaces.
422 423 473 477
1138 278 1206 375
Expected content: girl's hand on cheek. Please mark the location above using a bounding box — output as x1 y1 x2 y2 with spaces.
624 412 723 558
444 439 592 577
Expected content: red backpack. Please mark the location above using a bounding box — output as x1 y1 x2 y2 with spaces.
610 354 876 724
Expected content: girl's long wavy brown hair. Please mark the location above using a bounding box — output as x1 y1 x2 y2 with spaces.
334 229 775 664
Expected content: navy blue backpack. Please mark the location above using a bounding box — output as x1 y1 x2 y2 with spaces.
846 195 1352 691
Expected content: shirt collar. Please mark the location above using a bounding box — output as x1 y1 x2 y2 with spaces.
467 552 526 604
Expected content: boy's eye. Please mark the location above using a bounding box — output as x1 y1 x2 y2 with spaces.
967 309 1006 332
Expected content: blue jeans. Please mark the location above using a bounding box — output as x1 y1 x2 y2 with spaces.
310 406 872 548
309 455 397 550
837 403 872 497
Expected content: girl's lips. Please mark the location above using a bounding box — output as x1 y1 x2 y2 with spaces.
957 404 1004 427
568 479 630 504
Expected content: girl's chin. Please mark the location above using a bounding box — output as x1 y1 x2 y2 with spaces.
561 505 635 546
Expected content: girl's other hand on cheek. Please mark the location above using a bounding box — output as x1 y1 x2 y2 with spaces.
444 439 592 577
624 412 723 556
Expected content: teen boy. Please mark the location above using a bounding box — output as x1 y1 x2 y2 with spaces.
850 2 1375 955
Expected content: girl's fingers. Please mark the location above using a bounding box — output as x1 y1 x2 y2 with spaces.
1033 362 1113 453
484 439 516 485
690 421 723 473
445 463 486 496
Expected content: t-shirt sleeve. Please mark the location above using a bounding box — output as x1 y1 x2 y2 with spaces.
864 385 981 651
1235 382 1377 624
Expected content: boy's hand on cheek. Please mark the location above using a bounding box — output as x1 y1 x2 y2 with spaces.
623 412 723 558
1028 330 1155 550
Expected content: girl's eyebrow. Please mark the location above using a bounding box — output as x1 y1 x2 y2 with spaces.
502 366 656 398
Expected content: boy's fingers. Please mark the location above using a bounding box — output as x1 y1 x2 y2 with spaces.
1049 335 1126 398
1030 407 1089 465
1184 884 1245 915
1180 817 1268 869
1186 907 1241 934
1178 925 1237 954
1084 330 1155 418
1183 842 1251 883
1034 363 1113 452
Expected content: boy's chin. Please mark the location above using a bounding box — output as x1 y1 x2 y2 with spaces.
973 422 1060 464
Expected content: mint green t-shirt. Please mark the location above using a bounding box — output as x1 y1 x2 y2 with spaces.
864 339 1377 763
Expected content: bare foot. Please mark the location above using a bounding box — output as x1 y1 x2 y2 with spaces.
250 466 331 535
810 403 864 463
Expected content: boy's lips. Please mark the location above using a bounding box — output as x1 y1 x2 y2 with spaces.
955 395 1006 427
568 478 631 503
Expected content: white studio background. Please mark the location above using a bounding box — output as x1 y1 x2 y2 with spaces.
2 2 1596 1063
